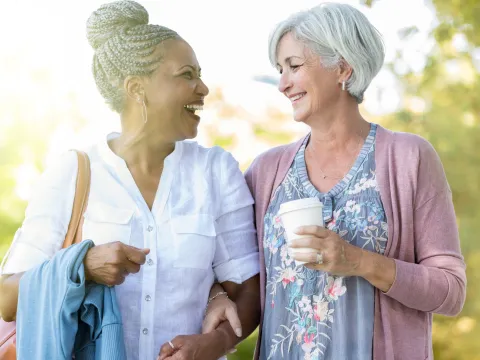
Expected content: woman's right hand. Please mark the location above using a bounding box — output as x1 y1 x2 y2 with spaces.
83 241 150 286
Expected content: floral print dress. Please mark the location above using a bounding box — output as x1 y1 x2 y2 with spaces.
260 124 388 360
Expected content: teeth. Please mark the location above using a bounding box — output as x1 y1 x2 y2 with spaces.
291 93 305 102
184 104 203 112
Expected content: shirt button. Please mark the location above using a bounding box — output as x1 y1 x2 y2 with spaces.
147 259 154 266
142 328 148 335
145 295 151 302
147 225 154 232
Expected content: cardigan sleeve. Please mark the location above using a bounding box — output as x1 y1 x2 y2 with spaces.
384 139 466 316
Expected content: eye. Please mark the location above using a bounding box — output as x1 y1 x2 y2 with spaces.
290 64 301 71
183 71 194 79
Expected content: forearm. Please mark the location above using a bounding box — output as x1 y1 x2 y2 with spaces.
0 273 23 321
214 275 261 352
357 249 396 293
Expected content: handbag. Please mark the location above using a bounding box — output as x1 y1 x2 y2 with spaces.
0 150 91 360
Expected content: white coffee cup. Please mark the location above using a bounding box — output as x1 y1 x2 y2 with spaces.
278 197 324 266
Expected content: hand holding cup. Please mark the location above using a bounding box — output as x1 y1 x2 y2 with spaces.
278 198 324 266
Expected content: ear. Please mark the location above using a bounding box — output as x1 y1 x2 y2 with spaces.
337 59 353 84
124 75 145 103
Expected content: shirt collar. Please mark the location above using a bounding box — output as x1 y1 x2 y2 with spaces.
97 132 183 171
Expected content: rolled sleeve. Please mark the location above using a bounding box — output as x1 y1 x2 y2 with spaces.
213 207 259 284
212 151 260 284
214 252 260 284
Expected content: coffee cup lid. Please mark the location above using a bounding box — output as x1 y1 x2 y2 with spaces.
278 197 323 216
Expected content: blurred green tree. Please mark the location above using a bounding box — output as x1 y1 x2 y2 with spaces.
0 62 84 260
360 0 480 358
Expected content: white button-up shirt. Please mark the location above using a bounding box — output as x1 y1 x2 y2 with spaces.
1 133 260 360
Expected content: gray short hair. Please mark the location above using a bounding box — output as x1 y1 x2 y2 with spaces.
86 0 181 113
268 3 385 103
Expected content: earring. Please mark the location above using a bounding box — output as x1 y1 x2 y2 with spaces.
141 99 148 124
342 81 346 91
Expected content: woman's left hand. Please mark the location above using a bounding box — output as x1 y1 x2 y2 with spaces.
202 292 242 338
157 332 225 360
290 225 364 276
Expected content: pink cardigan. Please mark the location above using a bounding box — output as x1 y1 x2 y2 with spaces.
244 125 466 360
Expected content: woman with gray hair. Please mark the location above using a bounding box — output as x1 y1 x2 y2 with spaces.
243 3 466 359
0 1 260 359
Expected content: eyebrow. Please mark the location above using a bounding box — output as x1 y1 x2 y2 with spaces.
179 65 201 73
276 56 303 67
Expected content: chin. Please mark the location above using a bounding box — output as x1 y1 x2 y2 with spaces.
292 111 308 123
184 129 198 140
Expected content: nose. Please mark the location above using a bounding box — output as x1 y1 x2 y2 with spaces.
278 71 292 94
196 78 210 97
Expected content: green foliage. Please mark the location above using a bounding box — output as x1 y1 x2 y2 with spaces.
213 135 236 149
365 0 480 358
253 125 294 145
0 123 53 261
228 331 259 360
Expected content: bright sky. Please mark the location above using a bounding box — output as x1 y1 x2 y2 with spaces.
0 0 437 199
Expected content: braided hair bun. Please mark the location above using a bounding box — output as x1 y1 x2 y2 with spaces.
86 1 180 112
86 0 149 50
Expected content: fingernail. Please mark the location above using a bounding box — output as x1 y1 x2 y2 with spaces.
235 328 242 337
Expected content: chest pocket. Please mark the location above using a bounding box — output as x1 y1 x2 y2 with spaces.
83 202 134 246
171 214 216 270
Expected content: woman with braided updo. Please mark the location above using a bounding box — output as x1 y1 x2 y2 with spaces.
0 1 260 359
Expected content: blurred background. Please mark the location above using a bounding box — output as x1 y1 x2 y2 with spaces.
0 0 479 359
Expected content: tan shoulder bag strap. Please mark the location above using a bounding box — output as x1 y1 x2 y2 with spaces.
63 150 91 248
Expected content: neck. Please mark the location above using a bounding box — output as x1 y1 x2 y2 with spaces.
111 115 175 174
307 101 369 153
116 136 175 173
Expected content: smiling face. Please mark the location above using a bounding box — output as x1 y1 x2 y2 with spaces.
276 32 342 124
140 39 209 141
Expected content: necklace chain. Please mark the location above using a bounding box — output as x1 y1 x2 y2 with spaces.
307 132 365 180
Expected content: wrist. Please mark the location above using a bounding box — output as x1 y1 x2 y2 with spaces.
357 250 396 292
205 291 228 315
83 255 93 282
208 328 233 357
208 283 224 297
356 248 374 279
208 291 228 304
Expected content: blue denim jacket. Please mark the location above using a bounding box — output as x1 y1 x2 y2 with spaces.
16 240 126 360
